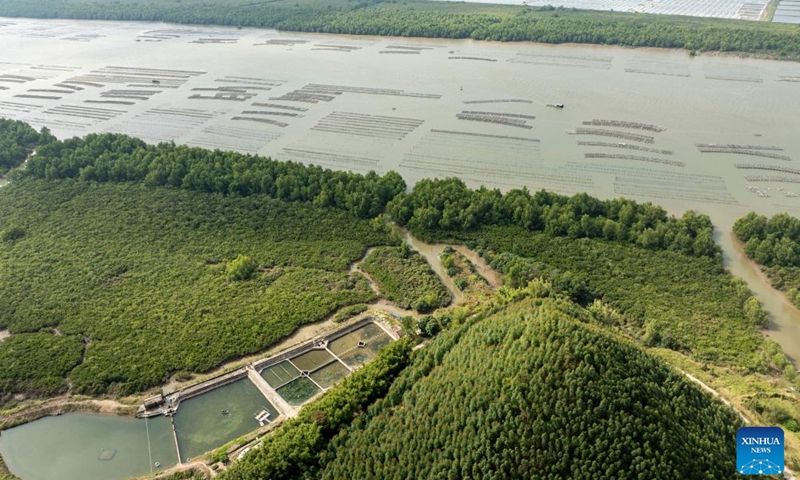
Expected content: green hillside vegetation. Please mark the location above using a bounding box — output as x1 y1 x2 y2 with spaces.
361 245 451 312
315 299 743 479
388 179 778 372
1 0 799 59
0 179 394 399
734 212 800 308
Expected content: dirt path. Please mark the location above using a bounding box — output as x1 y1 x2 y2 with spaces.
0 329 9 343
453 246 501 288
400 229 465 305
1 396 134 429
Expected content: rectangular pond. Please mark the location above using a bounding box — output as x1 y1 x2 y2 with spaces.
329 323 394 368
172 378 278 461
0 413 177 480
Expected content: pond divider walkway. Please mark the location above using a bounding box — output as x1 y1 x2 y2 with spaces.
138 316 400 420
246 366 297 418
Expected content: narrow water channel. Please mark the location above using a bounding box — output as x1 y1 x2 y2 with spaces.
719 229 800 366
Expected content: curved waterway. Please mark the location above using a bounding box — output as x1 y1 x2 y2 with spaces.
0 413 177 480
717 217 800 365
2 14 800 479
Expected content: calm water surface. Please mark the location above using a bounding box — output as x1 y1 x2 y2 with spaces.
0 413 176 480
2 16 800 480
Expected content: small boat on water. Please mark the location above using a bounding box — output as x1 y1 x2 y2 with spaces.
547 103 565 109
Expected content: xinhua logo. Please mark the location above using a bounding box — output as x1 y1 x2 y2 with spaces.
737 426 784 475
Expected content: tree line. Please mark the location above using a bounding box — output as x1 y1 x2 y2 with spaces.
24 133 406 219
0 0 799 59
734 211 800 308
0 119 51 175
388 177 721 259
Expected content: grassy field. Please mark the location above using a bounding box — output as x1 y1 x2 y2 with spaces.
0 179 395 400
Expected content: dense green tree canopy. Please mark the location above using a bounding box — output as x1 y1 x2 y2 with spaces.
734 211 800 309
388 177 720 259
24 133 406 219
0 119 50 175
315 299 743 479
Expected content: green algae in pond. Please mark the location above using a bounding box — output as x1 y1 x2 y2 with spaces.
173 378 278 460
0 412 177 480
276 377 321 406
290 349 335 371
329 323 393 368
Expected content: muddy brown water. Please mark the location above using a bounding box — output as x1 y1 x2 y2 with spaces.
2 17 800 479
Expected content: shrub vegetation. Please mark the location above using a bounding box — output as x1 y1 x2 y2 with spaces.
361 246 451 312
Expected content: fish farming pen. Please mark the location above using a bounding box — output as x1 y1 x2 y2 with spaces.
28 88 76 94
568 128 655 144
252 103 307 112
581 119 666 132
614 176 730 191
253 39 309 46
510 53 613 69
584 153 684 167
190 87 259 102
697 147 791 161
85 100 135 106
283 148 380 168
216 77 285 87
43 104 125 121
386 45 436 51
576 141 673 155
186 125 282 154
241 110 304 118
614 184 740 205
379 51 420 55
14 94 61 100
232 117 288 127
778 76 800 82
565 162 726 184
464 99 533 104
696 143 784 151
743 175 800 184
303 84 441 99
53 83 83 91
310 112 424 140
735 164 800 175
312 45 361 52
100 89 163 101
456 113 532 129
448 56 497 62
191 38 238 44
463 111 536 120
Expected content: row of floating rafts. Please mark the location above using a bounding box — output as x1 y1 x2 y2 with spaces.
735 164 800 175
584 153 684 167
697 147 791 161
744 175 800 184
746 185 797 197
582 119 666 132
576 140 673 155
567 128 655 144
456 113 532 129
696 143 783 151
